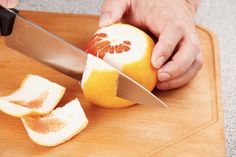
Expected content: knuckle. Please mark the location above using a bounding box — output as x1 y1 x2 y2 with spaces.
166 81 174 89
188 38 201 53
195 57 204 70
1 0 7 7
167 81 177 89
173 21 185 32
157 8 166 17
158 37 175 57
157 11 174 25
165 40 174 52
175 65 185 75
168 75 192 90
193 43 201 53
158 51 169 58
167 80 183 90
162 42 174 56
101 0 113 12
171 61 185 76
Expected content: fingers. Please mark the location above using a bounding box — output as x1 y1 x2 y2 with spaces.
0 0 18 8
157 32 201 81
156 54 203 90
99 0 130 27
151 23 185 69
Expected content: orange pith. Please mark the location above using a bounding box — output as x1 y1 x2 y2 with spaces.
0 75 89 146
82 66 133 108
0 75 66 117
23 116 65 134
122 35 156 91
10 91 48 109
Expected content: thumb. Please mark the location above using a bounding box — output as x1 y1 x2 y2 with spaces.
99 0 130 27
0 0 18 8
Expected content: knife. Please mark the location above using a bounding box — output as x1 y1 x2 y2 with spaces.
0 6 167 107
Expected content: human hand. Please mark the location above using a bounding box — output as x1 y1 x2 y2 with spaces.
0 0 18 8
99 0 203 90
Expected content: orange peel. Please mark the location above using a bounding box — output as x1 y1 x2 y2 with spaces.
21 98 88 146
0 75 65 117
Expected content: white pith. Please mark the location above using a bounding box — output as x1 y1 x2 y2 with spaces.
0 75 65 117
81 54 115 89
95 24 148 70
21 98 88 146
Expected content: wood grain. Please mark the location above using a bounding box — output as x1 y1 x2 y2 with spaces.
0 11 226 157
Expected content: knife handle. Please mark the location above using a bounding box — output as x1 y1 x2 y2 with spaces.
0 6 18 36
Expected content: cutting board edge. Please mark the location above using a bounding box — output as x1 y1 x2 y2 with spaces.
144 25 226 156
197 25 223 119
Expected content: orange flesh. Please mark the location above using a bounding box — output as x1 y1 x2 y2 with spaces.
84 33 131 59
123 40 131 45
9 91 49 109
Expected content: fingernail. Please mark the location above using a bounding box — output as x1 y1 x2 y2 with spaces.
156 82 169 90
158 72 171 81
7 0 18 8
99 13 111 27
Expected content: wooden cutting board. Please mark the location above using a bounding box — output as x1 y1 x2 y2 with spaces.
0 11 226 157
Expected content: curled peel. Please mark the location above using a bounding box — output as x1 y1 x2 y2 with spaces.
0 74 88 146
21 98 88 147
0 74 65 117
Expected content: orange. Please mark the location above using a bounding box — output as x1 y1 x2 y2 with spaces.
82 24 157 108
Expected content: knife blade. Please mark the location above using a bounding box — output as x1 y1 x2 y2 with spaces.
0 7 167 107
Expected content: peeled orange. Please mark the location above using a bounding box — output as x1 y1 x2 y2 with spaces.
82 24 157 108
0 75 65 117
81 54 133 108
21 98 88 147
